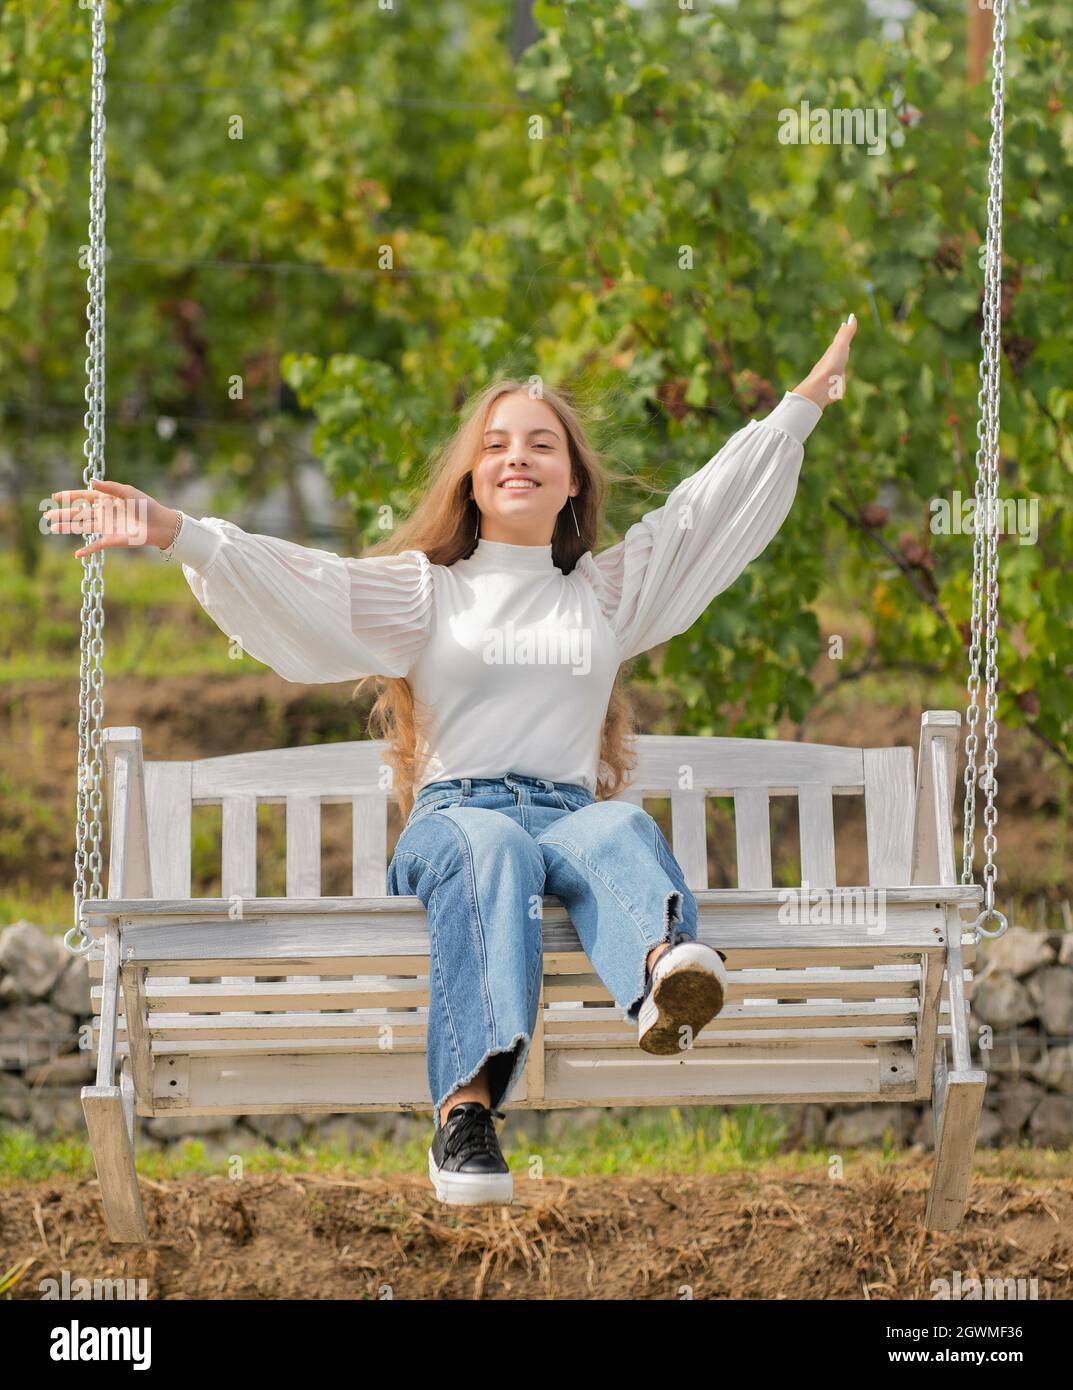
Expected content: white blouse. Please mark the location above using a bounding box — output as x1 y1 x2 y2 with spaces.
172 389 822 793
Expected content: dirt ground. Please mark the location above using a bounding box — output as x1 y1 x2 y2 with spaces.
3 1161 1072 1300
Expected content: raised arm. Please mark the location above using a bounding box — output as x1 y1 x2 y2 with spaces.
44 480 433 683
576 392 820 661
171 514 430 681
170 514 433 683
577 317 856 663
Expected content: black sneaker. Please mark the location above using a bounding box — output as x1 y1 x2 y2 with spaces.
428 1101 513 1205
637 926 729 1055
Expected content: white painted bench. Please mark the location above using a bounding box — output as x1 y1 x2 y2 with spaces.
80 710 985 1242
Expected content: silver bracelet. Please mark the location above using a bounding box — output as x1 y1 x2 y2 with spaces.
160 511 184 561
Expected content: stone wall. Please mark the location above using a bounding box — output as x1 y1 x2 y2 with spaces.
1 920 1071 1157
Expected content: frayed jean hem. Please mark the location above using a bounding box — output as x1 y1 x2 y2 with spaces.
432 1028 531 1133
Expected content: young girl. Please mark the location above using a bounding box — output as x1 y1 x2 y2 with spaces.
48 316 856 1206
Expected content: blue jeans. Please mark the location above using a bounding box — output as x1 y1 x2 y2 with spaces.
386 772 699 1133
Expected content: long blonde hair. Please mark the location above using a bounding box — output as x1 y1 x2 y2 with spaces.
354 378 640 819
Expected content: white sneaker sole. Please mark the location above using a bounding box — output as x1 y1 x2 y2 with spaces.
638 942 728 1055
428 1147 513 1205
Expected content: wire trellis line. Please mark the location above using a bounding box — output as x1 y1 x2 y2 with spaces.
90 79 984 127
43 247 650 286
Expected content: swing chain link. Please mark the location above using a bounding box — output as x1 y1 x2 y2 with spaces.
67 0 108 958
962 0 1008 946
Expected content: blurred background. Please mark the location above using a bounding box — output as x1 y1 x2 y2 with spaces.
0 0 1070 1209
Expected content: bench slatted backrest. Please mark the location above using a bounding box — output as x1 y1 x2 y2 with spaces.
144 733 916 900
620 734 916 891
185 743 395 1003
613 735 917 1018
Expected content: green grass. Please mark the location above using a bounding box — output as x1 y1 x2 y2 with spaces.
3 1109 1071 1187
0 1106 876 1183
0 884 80 933
0 544 276 682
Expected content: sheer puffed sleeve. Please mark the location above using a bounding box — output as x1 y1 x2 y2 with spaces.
170 514 434 682
575 390 822 662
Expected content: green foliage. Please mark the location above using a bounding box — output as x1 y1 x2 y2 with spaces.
2 0 1070 764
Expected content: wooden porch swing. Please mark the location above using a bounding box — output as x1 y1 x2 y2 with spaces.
64 1 1012 1244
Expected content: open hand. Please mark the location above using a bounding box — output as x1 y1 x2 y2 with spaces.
793 315 858 411
43 479 178 558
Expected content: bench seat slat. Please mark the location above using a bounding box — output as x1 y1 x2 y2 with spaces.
113 1024 920 1058
104 996 920 1040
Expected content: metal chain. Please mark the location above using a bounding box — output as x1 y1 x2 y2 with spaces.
65 0 108 957
961 0 1008 944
